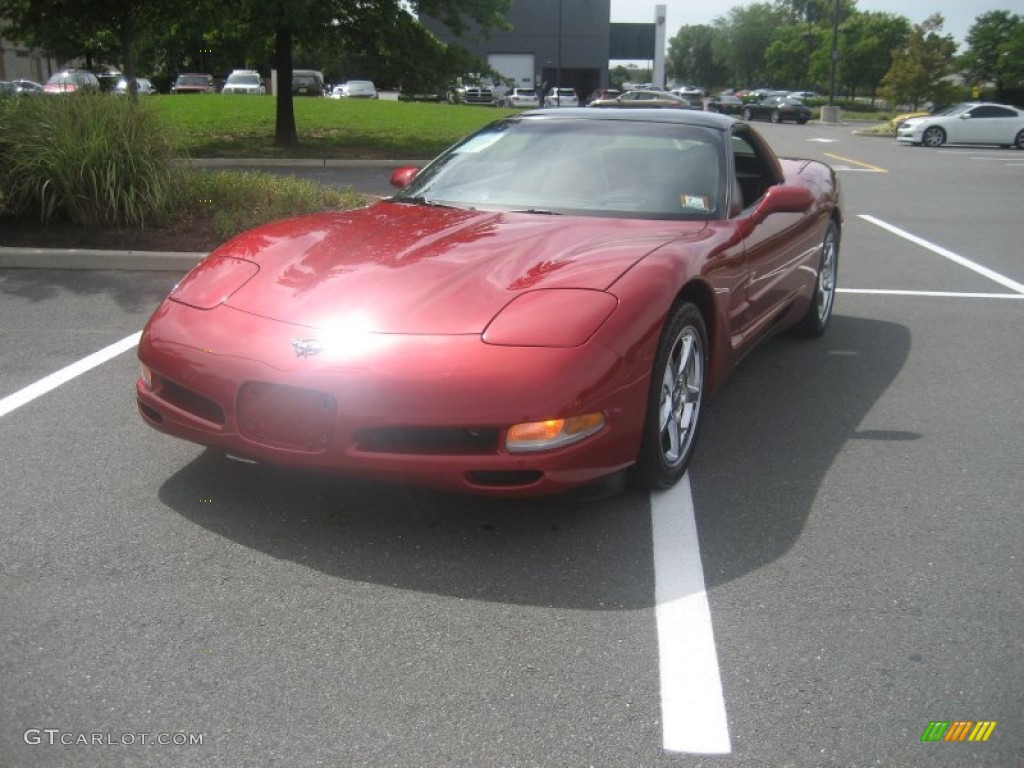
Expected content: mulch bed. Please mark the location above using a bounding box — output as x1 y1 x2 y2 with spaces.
0 215 223 253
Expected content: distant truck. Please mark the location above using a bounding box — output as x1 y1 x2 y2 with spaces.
447 82 494 105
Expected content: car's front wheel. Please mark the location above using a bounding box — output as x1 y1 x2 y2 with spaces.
922 126 946 147
1015 129 1024 150
632 302 707 490
742 108 753 121
793 220 840 337
771 109 782 123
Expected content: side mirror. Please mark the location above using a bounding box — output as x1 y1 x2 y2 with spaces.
752 184 813 222
389 166 419 189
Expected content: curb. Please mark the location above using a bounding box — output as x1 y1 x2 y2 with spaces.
189 158 426 168
0 247 206 272
2 159 426 272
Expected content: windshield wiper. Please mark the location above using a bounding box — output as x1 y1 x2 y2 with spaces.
393 195 464 210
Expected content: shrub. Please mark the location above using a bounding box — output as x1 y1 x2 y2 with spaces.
0 93 179 227
174 168 370 241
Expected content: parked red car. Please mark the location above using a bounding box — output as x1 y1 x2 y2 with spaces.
137 109 841 497
170 73 216 94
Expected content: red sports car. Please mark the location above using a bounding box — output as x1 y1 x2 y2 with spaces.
137 109 841 497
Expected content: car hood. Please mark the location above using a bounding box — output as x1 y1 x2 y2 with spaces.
215 202 707 334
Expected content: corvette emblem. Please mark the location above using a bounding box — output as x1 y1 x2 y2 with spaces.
291 338 323 358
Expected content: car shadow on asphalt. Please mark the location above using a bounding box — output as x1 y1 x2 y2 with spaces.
158 313 910 609
0 268 180 314
693 313 914 589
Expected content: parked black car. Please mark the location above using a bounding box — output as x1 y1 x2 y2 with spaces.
704 93 744 115
742 95 812 124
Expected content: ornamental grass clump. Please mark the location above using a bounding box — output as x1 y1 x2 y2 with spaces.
0 93 181 228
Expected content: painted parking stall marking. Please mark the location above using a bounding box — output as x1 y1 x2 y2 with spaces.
824 152 888 173
839 289 1023 300
859 215 1024 295
0 332 141 419
651 475 732 754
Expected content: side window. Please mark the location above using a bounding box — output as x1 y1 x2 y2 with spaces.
730 133 773 215
968 106 1014 118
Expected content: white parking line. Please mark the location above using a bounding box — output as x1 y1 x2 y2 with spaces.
859 215 1024 295
651 475 731 754
838 288 1024 299
0 332 141 419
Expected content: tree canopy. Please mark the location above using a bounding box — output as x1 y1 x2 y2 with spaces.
665 1 1021 107
0 0 511 145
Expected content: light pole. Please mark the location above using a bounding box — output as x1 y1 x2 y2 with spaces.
827 0 840 106
556 0 563 105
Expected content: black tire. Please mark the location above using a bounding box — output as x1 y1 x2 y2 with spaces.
771 109 782 123
632 302 708 490
922 126 946 147
797 117 809 124
793 220 840 337
742 108 753 121
1015 129 1024 150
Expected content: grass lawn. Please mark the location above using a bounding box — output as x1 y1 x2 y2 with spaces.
150 95 516 159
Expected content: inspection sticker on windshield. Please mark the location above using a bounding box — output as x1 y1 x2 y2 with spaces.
681 194 711 211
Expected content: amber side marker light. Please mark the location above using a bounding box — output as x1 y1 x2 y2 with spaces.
140 364 153 390
506 413 605 453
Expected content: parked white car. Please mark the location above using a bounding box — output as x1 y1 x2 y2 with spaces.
114 77 156 95
222 70 266 95
544 87 578 107
896 102 1024 148
496 88 540 108
337 80 378 99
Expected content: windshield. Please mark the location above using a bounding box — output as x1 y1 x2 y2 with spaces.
227 74 260 85
393 116 724 221
178 76 209 85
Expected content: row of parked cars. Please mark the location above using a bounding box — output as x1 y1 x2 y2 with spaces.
0 71 156 96
486 85 814 124
3 67 376 98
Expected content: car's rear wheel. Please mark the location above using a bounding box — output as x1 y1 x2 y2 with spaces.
793 219 839 337
922 126 946 147
1015 129 1024 150
742 108 753 121
632 302 707 490
771 109 782 123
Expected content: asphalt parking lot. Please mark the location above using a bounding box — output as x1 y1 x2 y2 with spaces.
1 122 1021 767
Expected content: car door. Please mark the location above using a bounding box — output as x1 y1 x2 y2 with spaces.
952 105 1014 143
729 129 821 346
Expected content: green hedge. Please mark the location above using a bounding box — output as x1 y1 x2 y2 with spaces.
0 93 180 227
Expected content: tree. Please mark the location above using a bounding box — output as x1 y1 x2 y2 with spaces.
960 10 1024 99
764 24 814 89
716 3 790 86
0 0 192 98
666 25 723 88
835 11 910 101
880 14 958 109
214 0 511 147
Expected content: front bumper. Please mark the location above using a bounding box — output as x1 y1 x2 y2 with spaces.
137 302 647 497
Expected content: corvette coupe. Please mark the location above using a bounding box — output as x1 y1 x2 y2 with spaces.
137 109 841 497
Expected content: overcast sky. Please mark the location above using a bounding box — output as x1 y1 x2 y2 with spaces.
610 0 1024 48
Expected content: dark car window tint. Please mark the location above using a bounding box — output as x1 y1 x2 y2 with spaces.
969 105 1016 118
731 132 775 213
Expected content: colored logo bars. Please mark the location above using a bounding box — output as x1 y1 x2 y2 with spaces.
921 721 997 742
